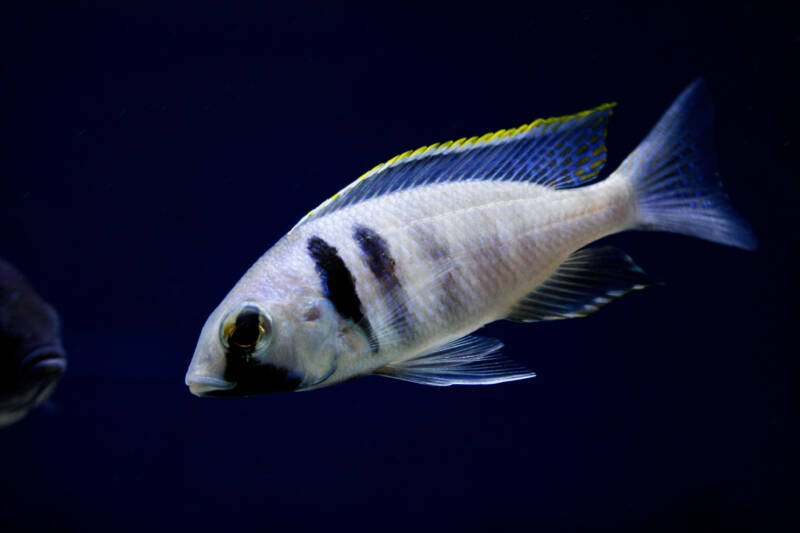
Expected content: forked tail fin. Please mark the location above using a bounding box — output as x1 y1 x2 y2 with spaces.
619 78 757 250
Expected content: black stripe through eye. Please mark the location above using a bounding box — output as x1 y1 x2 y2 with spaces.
307 236 379 353
230 308 262 349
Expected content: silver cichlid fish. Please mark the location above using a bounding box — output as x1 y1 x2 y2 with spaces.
0 258 67 426
185 79 755 397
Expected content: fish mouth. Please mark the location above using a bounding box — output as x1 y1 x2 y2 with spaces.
20 345 67 377
3 345 67 416
186 375 237 397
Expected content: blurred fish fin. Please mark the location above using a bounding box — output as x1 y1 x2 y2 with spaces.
292 102 616 229
619 78 757 250
374 335 535 386
505 246 652 322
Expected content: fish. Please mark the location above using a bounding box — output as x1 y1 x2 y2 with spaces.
185 79 756 397
0 258 67 427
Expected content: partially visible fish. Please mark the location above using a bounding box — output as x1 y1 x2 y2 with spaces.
185 79 755 397
0 258 67 427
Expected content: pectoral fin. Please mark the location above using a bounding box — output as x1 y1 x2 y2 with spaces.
375 335 535 386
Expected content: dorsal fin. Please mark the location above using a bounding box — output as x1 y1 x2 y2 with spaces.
293 102 616 229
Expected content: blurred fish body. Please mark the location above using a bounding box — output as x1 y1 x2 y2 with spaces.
0 259 67 427
186 79 755 397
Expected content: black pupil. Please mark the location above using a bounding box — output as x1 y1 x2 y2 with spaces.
230 309 263 349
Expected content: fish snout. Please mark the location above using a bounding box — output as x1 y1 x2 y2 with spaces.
186 374 237 397
9 345 68 412
20 345 67 378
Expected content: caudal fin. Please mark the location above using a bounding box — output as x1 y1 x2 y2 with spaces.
619 78 757 250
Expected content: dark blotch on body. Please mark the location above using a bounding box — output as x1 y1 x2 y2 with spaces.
353 225 412 338
218 358 302 396
409 227 465 318
307 236 378 352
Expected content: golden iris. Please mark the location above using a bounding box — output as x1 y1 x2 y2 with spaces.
220 304 272 353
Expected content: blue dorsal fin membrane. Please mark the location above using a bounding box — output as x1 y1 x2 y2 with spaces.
505 246 653 322
293 102 616 229
374 335 535 386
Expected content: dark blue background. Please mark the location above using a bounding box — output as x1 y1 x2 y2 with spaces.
1 3 797 531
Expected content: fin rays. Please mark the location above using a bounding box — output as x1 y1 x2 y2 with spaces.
375 335 535 386
505 246 652 322
293 103 616 229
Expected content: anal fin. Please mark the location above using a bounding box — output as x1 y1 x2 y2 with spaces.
375 336 535 386
506 246 652 322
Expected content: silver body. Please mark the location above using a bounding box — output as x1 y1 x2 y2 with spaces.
186 79 755 396
187 176 634 393
276 178 632 386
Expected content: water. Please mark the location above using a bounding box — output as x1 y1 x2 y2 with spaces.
1 4 796 531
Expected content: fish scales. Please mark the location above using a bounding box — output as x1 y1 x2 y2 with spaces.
283 178 634 365
186 79 756 396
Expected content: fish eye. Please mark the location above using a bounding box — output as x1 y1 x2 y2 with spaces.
219 304 273 354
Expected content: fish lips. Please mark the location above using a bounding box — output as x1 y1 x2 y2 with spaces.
19 345 67 378
187 361 303 397
186 375 237 397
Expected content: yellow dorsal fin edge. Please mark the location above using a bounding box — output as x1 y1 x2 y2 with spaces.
294 101 616 228
356 101 616 182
